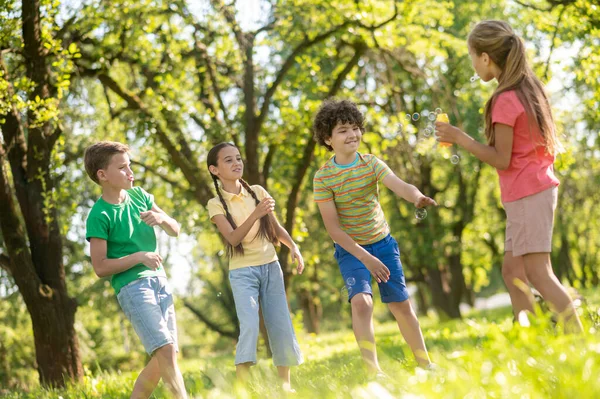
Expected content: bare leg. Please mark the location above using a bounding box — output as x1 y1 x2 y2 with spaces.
388 300 430 367
235 362 252 382
502 251 535 317
350 293 380 372
130 356 161 399
277 366 296 392
523 252 583 333
154 344 188 399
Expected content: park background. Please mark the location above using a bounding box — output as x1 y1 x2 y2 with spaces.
0 0 599 397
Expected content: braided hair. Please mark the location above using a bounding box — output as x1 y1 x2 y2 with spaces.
207 143 280 258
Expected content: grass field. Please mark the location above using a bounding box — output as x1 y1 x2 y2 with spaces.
3 293 600 398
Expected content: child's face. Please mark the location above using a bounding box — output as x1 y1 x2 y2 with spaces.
210 146 243 181
326 122 362 154
98 152 134 190
468 46 496 82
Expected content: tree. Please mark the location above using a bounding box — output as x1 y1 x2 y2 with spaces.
0 0 82 387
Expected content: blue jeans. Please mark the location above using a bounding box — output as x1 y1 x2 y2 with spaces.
229 261 303 367
117 276 178 355
334 234 409 303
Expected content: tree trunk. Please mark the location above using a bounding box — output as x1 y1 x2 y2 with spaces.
414 282 429 315
426 266 461 319
0 0 83 387
0 152 82 387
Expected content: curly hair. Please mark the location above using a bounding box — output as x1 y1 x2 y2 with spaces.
313 99 365 151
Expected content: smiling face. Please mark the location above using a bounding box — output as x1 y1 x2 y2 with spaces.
325 122 362 156
97 152 134 190
209 145 243 181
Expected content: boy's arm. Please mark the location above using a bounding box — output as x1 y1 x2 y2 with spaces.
316 201 390 283
268 212 304 274
89 238 162 278
212 197 275 247
140 203 180 237
382 174 437 207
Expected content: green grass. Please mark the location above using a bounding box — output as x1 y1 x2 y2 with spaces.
4 299 600 398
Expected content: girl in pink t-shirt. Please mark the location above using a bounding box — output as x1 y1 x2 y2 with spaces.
435 20 582 332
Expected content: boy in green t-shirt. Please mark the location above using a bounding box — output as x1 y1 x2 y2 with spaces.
84 141 187 399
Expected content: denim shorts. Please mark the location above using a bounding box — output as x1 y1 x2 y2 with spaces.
229 261 303 367
334 234 409 304
117 276 178 355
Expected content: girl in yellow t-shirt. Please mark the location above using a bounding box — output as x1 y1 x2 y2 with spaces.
206 142 304 392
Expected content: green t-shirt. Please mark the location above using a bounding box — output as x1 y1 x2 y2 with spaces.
86 187 166 294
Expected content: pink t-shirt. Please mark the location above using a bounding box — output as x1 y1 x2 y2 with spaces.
492 90 559 203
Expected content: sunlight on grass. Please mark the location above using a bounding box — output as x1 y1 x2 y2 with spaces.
6 299 600 398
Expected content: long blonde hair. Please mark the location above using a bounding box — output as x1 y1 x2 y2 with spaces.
468 20 561 155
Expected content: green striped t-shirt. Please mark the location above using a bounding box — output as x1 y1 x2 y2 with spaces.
313 153 392 245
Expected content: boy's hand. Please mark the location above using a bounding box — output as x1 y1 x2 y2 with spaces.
140 211 165 227
414 195 437 208
290 246 304 275
363 255 390 283
253 198 275 219
140 252 163 270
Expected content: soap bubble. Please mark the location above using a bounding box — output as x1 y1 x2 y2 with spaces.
450 155 460 164
415 208 427 220
412 112 420 121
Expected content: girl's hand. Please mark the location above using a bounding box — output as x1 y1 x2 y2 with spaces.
435 121 464 144
414 195 437 208
253 198 275 219
290 246 304 275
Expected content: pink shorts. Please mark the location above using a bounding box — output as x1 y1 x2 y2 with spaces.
503 186 558 257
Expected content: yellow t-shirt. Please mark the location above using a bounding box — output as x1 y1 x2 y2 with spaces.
207 184 278 270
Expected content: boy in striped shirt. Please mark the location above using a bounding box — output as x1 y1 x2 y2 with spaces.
313 99 436 373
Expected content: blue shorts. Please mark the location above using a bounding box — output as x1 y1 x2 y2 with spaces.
334 234 409 304
117 276 178 355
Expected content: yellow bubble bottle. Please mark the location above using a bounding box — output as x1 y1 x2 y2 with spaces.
436 113 452 147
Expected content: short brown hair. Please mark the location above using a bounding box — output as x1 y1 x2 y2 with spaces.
313 99 365 151
84 141 129 184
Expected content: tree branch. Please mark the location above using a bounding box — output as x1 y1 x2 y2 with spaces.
131 160 188 192
81 68 213 205
209 0 246 49
543 5 566 81
0 253 11 274
261 143 277 188
255 21 353 130
183 300 238 339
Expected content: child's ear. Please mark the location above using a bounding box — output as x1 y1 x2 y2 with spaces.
209 165 219 176
97 169 107 182
481 52 490 65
